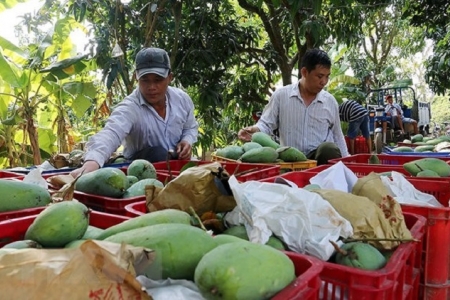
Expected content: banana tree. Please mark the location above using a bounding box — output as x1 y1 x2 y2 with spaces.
0 17 95 168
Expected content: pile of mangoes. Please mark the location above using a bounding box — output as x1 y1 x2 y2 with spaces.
1 202 296 300
215 132 307 163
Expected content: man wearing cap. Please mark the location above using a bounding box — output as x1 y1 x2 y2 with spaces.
384 95 418 135
70 47 198 178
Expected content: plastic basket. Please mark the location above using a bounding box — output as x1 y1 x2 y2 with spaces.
211 154 317 171
73 172 173 215
345 135 369 154
383 146 450 156
152 159 280 182
124 200 147 217
328 154 450 165
318 213 425 300
302 164 450 184
0 170 24 179
0 207 46 222
261 170 450 300
272 252 323 300
0 210 130 247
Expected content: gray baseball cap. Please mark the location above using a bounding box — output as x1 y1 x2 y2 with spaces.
135 47 171 79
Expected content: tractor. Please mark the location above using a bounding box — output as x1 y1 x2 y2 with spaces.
366 86 431 153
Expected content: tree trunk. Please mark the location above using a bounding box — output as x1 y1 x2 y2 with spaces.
26 116 41 166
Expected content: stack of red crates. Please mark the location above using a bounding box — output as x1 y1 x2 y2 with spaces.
283 158 450 300
260 172 426 299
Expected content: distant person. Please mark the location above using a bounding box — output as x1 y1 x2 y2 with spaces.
70 47 199 178
237 49 349 165
384 95 418 134
339 99 372 155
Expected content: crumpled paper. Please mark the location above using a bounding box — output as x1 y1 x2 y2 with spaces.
227 176 353 261
381 171 444 207
0 240 154 300
146 162 236 216
309 162 358 192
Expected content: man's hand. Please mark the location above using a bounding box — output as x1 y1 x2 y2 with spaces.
70 160 100 178
176 140 192 160
238 126 260 142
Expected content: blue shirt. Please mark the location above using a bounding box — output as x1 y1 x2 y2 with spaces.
256 81 349 156
84 86 199 166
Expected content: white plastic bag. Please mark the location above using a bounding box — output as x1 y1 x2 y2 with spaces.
137 276 205 300
228 176 353 261
380 171 445 207
23 169 48 189
309 162 358 192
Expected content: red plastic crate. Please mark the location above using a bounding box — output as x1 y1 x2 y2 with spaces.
0 207 46 222
124 200 147 217
0 170 24 179
0 210 130 247
318 213 425 300
151 160 281 182
261 171 450 300
302 164 450 184
273 252 323 300
73 171 173 215
345 135 370 154
329 154 450 165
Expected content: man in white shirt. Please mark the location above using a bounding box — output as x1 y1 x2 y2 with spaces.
238 49 349 165
384 95 418 134
70 47 199 178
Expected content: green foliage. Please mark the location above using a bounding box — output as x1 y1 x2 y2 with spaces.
402 0 450 95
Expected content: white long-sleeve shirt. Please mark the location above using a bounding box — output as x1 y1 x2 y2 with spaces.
84 86 199 166
256 81 349 156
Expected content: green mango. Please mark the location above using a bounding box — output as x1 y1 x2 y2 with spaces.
276 146 307 162
97 208 191 240
105 223 217 280
2 240 42 249
0 180 51 212
335 242 386 270
127 159 157 180
403 158 450 177
126 175 139 186
222 225 287 250
215 145 244 160
82 225 104 240
251 132 280 149
242 142 263 152
195 242 295 300
239 147 278 163
75 167 129 198
368 154 380 164
122 178 164 198
24 201 89 248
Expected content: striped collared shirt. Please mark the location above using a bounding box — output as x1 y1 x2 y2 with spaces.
339 100 368 122
84 86 198 167
256 81 349 156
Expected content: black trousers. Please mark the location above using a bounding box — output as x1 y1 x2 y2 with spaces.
131 146 178 163
306 142 342 165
